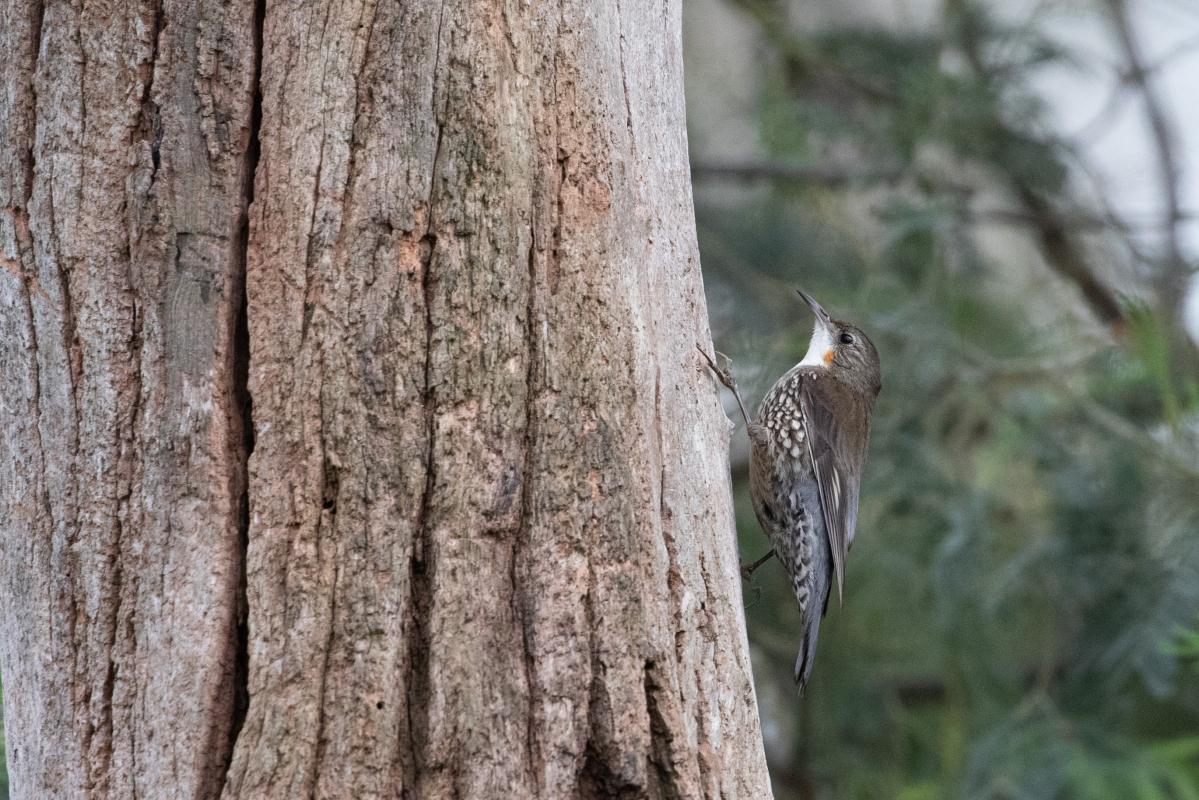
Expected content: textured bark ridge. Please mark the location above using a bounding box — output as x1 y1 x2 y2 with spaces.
0 0 257 797
0 1 770 798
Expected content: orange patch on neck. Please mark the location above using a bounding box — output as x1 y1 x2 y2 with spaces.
823 349 834 365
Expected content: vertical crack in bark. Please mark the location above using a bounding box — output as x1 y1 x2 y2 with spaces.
404 5 448 790
135 2 165 186
11 166 54 800
514 230 539 788
550 153 566 294
651 366 679 605
24 0 45 205
219 0 264 788
648 356 692 795
7 1 80 790
304 3 385 787
16 0 49 563
308 455 340 799
643 659 684 800
300 138 327 346
406 220 438 790
691 548 719 789
44 8 87 782
613 0 636 148
405 199 441 793
577 535 599 792
102 3 167 789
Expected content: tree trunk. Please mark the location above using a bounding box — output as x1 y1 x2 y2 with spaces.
0 1 772 798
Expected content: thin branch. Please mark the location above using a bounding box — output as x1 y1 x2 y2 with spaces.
952 339 1199 484
1107 0 1190 315
726 0 899 104
695 158 1194 235
964 205 1196 231
691 160 904 187
727 0 1132 334
946 0 1128 333
1068 79 1130 144
1067 155 1160 268
1012 185 1128 331
1071 390 1199 484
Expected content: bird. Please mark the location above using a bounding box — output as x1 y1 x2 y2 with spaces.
700 290 881 692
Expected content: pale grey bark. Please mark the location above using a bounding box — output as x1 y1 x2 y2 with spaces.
0 2 771 798
0 0 256 796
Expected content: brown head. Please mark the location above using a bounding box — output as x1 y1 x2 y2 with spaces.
796 290 882 401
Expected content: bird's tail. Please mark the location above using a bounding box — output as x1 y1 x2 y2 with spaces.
794 611 824 694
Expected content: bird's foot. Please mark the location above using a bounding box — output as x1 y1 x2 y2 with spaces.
740 549 775 581
695 344 738 393
696 344 754 429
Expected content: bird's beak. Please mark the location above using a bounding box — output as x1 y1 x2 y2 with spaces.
796 289 838 367
796 289 833 330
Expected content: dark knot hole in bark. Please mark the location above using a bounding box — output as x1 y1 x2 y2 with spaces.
322 460 340 513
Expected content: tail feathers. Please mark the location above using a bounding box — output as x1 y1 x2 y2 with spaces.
794 613 824 694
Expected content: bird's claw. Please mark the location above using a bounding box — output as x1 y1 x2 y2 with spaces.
740 549 775 581
698 343 756 433
695 344 739 393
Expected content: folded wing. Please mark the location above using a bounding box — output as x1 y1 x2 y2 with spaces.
798 375 866 605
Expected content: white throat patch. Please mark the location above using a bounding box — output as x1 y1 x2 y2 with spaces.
798 322 834 368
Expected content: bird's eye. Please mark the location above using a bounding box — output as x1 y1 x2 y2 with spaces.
839 332 855 345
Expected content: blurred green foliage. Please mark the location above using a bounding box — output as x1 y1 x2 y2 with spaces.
696 1 1199 798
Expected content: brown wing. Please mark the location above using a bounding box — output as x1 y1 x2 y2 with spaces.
798 375 866 606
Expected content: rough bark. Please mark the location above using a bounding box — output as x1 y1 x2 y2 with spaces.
0 1 771 798
0 0 257 796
